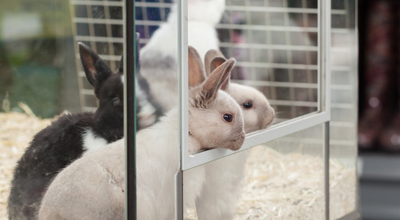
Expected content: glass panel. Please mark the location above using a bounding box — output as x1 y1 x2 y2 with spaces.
134 0 320 129
184 124 325 219
134 0 181 219
329 0 358 218
217 0 320 124
1 0 124 219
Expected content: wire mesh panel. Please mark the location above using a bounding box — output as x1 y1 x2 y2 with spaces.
70 0 124 111
70 0 174 111
219 0 319 123
71 0 320 123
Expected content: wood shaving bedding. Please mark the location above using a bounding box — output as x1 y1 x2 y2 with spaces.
185 147 356 220
0 113 356 220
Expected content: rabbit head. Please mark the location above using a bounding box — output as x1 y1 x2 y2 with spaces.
79 43 124 141
188 46 245 152
205 49 275 133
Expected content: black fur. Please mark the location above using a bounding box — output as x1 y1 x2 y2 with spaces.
7 43 124 220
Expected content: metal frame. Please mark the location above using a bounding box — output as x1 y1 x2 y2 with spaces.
181 0 331 171
176 0 187 219
324 122 330 220
124 1 136 220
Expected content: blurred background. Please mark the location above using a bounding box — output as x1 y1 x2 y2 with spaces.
358 0 400 219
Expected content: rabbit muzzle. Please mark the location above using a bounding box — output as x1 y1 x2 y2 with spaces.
226 131 245 151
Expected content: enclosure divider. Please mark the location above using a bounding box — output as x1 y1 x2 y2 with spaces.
176 0 188 219
324 122 330 220
321 0 331 114
321 0 331 219
354 0 361 216
123 0 136 219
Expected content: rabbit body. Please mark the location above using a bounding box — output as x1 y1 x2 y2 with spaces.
38 47 245 220
181 50 275 220
7 43 124 220
187 83 275 220
139 1 275 216
36 138 126 220
38 110 198 220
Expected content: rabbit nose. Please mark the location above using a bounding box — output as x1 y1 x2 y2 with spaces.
229 131 245 151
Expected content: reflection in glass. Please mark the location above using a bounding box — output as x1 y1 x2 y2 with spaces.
329 0 358 218
185 124 329 219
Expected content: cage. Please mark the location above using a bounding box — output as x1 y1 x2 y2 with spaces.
0 0 358 219
67 0 359 219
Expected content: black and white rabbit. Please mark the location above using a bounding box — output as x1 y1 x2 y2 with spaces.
7 43 125 220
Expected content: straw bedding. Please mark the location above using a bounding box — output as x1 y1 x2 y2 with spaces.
184 146 356 220
0 112 356 220
0 112 52 219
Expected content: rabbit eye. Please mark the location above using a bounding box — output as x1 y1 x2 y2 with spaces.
223 114 233 122
112 97 120 106
243 101 253 109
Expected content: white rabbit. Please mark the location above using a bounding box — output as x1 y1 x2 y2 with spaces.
139 0 226 113
183 49 275 220
204 49 275 133
187 0 226 60
37 46 245 220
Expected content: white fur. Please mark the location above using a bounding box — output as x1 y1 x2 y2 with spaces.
228 83 275 133
82 129 107 153
38 52 245 220
120 75 124 84
185 82 275 219
188 21 220 61
139 1 276 217
140 0 225 113
135 80 158 128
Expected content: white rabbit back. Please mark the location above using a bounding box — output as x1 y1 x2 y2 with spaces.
188 21 220 62
139 5 179 113
187 0 226 25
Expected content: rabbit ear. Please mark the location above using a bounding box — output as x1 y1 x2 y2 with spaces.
78 42 113 88
204 49 225 76
201 58 236 104
188 46 206 87
209 57 231 91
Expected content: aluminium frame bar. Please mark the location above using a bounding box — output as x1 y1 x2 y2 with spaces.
176 0 188 219
124 0 136 219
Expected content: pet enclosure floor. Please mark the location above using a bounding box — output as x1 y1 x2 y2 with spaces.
0 112 356 220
